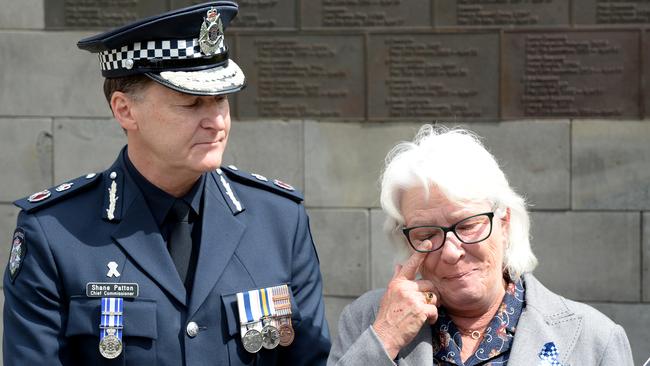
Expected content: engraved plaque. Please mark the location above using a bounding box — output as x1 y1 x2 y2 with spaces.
172 0 296 28
45 0 166 29
368 33 499 120
502 31 640 119
237 36 364 118
436 0 569 27
574 0 650 25
302 0 431 28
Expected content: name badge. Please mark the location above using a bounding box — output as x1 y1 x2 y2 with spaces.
86 282 139 298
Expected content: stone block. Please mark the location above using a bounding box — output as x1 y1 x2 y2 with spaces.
45 0 166 29
442 120 571 210
530 211 640 302
0 205 21 274
324 296 354 339
435 0 569 27
304 121 421 207
371 209 408 289
53 118 126 183
502 31 640 119
573 120 650 210
574 0 650 25
308 209 369 297
302 0 431 28
0 31 110 117
641 212 650 302
589 302 650 364
237 35 365 119
0 0 44 29
223 120 303 190
0 118 53 202
368 33 499 120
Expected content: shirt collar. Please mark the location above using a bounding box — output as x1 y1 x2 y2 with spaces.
432 278 526 365
122 147 205 227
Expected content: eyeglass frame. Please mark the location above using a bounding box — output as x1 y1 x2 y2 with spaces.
402 211 495 253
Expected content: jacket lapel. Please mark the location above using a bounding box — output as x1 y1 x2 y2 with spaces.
109 158 187 306
188 171 246 317
398 324 434 365
509 274 582 366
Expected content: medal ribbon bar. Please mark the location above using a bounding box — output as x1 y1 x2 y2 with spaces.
99 297 124 359
100 297 124 333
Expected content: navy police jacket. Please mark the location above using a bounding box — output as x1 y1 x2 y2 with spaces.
3 150 331 365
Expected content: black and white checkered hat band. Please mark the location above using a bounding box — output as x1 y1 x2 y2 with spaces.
98 38 227 71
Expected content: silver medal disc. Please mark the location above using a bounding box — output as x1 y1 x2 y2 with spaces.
242 328 263 353
261 324 280 349
99 333 123 359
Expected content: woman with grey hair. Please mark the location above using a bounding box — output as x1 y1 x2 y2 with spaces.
327 125 633 365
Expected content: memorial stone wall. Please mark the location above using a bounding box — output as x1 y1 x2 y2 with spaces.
1 0 650 362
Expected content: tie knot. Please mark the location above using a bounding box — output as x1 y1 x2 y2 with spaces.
169 199 191 223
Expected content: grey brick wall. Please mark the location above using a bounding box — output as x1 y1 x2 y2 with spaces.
2 1 650 364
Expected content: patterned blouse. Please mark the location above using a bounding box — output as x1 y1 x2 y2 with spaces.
431 279 525 366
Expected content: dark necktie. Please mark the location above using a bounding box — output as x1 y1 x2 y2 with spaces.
167 199 193 288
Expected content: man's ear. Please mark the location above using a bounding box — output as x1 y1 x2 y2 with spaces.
111 91 139 131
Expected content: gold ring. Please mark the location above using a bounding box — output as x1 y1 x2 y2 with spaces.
424 291 434 305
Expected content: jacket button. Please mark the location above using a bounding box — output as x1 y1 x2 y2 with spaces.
186 321 199 338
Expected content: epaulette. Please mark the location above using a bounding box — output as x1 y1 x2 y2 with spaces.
13 172 103 213
219 165 304 203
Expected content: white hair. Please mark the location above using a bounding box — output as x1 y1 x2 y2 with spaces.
380 125 537 279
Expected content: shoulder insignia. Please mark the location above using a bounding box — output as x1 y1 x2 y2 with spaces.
219 166 304 203
8 228 27 282
14 172 103 213
102 169 124 222
215 168 244 215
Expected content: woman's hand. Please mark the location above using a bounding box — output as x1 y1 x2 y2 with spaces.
372 243 439 359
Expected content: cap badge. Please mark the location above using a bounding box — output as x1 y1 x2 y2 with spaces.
199 8 224 56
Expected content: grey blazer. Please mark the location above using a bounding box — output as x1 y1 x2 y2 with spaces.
328 274 633 366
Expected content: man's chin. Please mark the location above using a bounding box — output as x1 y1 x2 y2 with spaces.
189 151 224 172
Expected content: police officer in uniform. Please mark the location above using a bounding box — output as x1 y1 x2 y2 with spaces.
3 2 331 365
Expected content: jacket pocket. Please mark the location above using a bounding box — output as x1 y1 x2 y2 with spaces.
66 296 157 365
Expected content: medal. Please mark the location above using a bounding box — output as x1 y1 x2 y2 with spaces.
236 284 295 352
99 328 122 359
278 320 295 347
242 327 263 353
256 288 280 350
271 285 295 347
261 319 280 350
99 297 124 359
236 290 263 353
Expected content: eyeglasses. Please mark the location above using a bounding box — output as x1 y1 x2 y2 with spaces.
402 212 495 253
